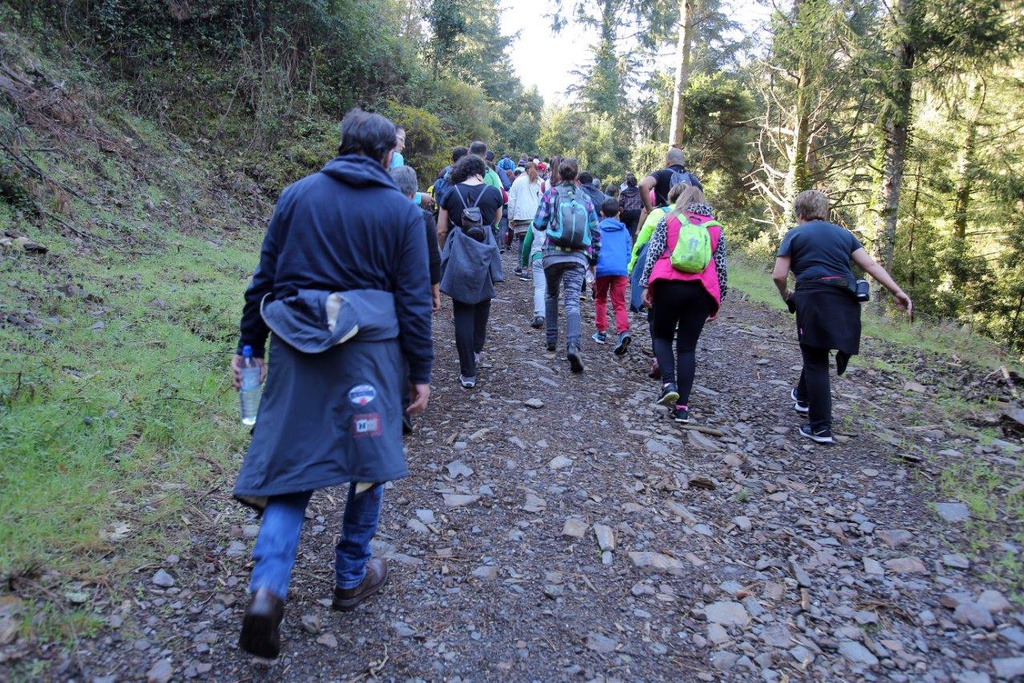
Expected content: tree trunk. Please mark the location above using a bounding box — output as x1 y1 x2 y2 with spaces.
872 0 915 274
668 0 693 148
952 78 982 243
785 0 812 208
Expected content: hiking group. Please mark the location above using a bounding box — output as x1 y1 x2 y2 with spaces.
228 109 913 659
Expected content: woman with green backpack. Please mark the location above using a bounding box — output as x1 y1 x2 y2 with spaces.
639 185 728 424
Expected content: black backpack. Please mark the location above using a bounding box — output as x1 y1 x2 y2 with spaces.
453 185 487 242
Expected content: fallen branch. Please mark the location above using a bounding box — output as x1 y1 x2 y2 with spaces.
1000 366 1020 400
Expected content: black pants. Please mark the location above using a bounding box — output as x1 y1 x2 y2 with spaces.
453 299 491 378
651 280 712 405
797 344 831 430
622 209 642 238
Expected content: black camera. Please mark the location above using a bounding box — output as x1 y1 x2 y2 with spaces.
855 279 870 302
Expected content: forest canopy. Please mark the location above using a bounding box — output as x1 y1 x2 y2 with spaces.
2 0 1023 352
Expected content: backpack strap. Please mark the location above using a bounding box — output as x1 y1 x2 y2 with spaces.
453 185 468 210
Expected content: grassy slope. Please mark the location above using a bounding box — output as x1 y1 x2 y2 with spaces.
0 29 273 639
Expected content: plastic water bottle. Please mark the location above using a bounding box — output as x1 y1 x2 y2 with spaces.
238 345 261 426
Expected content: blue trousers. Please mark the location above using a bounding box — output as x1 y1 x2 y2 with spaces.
249 483 383 598
544 261 585 349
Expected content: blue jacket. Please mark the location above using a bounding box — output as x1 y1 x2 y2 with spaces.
595 218 631 278
238 154 433 384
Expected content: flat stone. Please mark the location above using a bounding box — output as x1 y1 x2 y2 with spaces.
316 633 338 648
146 658 174 683
790 645 814 666
761 623 792 648
442 494 480 507
953 603 994 630
997 627 1024 647
711 651 740 671
523 493 546 512
934 502 971 523
523 398 544 409
732 516 752 532
586 632 618 653
942 554 970 569
406 518 429 534
562 518 587 538
445 460 474 478
645 439 671 455
838 640 879 667
151 570 175 588
941 591 973 610
884 557 927 574
790 560 812 587
415 509 436 524
704 601 750 627
300 614 321 634
593 524 615 552
707 623 730 644
548 455 573 469
977 590 1012 614
993 657 1024 680
393 621 417 638
877 529 913 549
471 565 499 580
628 551 686 576
863 558 885 575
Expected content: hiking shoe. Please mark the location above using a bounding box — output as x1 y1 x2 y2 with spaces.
673 406 690 424
460 375 476 389
657 383 679 407
402 412 413 435
517 269 531 282
798 424 833 444
546 341 556 352
239 587 285 659
567 344 585 373
531 316 545 329
592 332 608 344
614 331 632 356
648 358 661 380
332 558 388 612
791 388 809 413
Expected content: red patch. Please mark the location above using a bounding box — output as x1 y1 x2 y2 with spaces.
351 413 382 438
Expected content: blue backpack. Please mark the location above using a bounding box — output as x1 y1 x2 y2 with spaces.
432 166 453 204
546 186 592 249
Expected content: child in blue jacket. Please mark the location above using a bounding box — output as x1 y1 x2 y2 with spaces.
593 198 632 355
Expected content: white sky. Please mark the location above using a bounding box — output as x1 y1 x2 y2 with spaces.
499 1 774 105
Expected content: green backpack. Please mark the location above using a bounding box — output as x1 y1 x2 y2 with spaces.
669 211 716 274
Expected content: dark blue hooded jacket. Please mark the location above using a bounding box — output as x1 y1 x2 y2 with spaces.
238 154 433 384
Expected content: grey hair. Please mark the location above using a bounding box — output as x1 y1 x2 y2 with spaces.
666 147 685 166
794 189 829 221
390 165 418 197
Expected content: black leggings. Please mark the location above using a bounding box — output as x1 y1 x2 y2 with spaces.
651 280 712 405
797 345 832 430
452 299 491 378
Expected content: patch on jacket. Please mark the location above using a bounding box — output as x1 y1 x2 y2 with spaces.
348 384 377 406
352 413 383 438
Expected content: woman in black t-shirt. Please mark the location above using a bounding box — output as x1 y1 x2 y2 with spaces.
436 154 504 388
772 190 912 444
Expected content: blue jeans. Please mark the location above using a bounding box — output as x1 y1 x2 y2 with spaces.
249 483 383 598
544 261 585 349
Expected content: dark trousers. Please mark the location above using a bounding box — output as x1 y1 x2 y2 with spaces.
797 344 832 430
453 299 491 378
622 209 642 238
651 280 712 405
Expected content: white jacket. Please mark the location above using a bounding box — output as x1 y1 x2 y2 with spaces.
507 175 544 222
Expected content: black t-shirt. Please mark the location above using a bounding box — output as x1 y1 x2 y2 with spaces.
777 220 864 283
442 183 503 227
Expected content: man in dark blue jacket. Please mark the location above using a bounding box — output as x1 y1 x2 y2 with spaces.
230 109 433 659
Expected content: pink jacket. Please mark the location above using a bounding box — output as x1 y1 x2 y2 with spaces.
649 211 723 313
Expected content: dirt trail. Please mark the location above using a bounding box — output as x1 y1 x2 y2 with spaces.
25 259 1024 681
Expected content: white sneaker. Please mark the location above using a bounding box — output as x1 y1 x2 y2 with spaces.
460 376 476 389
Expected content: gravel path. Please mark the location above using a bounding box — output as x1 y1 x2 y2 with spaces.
9 259 1023 682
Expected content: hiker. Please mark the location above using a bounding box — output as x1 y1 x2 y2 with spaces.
618 173 643 238
508 161 545 273
772 189 912 443
627 181 691 380
231 109 433 659
431 146 470 207
532 158 601 373
640 185 727 425
436 153 505 388
638 147 702 222
390 126 406 168
592 197 632 355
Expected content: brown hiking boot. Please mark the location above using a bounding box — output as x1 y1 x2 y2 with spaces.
331 557 388 611
239 587 285 659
